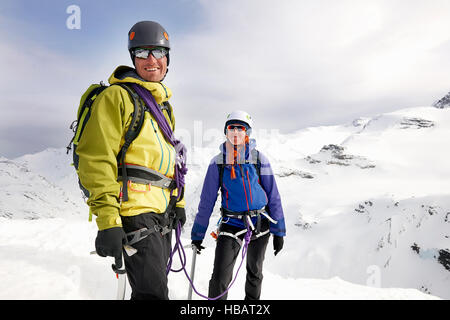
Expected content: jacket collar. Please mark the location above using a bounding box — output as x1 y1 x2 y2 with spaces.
108 65 172 105
219 138 257 164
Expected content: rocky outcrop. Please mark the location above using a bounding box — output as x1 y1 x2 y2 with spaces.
276 167 315 179
305 144 376 169
398 118 434 129
433 92 450 109
411 243 450 272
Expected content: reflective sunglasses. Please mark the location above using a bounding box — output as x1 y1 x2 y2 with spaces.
133 47 168 60
226 124 247 132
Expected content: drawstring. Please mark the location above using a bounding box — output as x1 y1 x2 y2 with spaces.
228 137 250 180
240 168 250 211
246 169 253 204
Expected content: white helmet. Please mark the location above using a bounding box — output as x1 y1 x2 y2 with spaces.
224 110 253 134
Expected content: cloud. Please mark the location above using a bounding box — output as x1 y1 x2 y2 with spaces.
0 11 130 158
169 0 450 137
0 22 94 158
2 1 450 158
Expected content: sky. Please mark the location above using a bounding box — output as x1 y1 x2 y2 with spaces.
1 0 450 158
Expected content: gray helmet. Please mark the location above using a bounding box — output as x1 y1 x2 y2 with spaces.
128 21 170 65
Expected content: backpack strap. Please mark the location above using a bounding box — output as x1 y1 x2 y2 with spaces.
217 152 226 195
67 84 109 156
117 164 176 190
161 101 173 128
114 83 146 203
250 149 261 178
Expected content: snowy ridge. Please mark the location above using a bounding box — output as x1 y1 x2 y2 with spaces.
0 106 449 299
14 147 85 200
0 156 84 220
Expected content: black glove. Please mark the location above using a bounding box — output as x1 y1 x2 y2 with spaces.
172 207 186 229
273 235 284 256
95 227 126 259
191 240 205 254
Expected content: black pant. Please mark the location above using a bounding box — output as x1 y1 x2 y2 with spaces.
208 220 270 300
121 212 172 300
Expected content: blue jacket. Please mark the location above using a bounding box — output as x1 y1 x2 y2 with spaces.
191 139 286 241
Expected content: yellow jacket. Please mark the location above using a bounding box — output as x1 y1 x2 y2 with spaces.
76 66 185 230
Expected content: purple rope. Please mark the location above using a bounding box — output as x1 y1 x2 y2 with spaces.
167 222 252 300
130 84 188 200
166 225 186 274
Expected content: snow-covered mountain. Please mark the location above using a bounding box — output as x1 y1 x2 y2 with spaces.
261 106 450 299
433 91 450 109
0 154 84 220
0 106 448 300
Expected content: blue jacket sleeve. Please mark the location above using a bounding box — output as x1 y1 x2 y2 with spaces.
259 152 286 237
191 158 220 241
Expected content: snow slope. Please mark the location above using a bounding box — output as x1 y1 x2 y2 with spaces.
0 156 84 220
0 218 438 300
0 106 448 300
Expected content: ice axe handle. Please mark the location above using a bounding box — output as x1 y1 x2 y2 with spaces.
187 245 197 300
112 256 126 274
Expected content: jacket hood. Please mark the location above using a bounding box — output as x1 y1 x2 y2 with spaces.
108 65 172 104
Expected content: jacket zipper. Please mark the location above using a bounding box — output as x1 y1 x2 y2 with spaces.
246 168 253 204
240 165 250 211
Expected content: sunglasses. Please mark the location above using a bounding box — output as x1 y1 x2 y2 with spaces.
227 124 247 132
132 47 168 60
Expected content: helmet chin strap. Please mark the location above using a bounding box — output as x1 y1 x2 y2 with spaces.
160 68 169 82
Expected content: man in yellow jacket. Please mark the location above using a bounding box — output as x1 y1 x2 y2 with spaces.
76 21 186 300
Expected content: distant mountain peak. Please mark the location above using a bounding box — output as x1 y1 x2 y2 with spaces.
433 91 450 109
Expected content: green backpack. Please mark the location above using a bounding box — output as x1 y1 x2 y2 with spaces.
66 82 145 200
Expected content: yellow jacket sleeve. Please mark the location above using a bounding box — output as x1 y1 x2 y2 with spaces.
76 86 128 230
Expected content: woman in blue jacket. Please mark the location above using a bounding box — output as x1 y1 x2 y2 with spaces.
191 110 286 300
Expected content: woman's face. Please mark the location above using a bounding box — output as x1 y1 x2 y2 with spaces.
226 124 247 145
